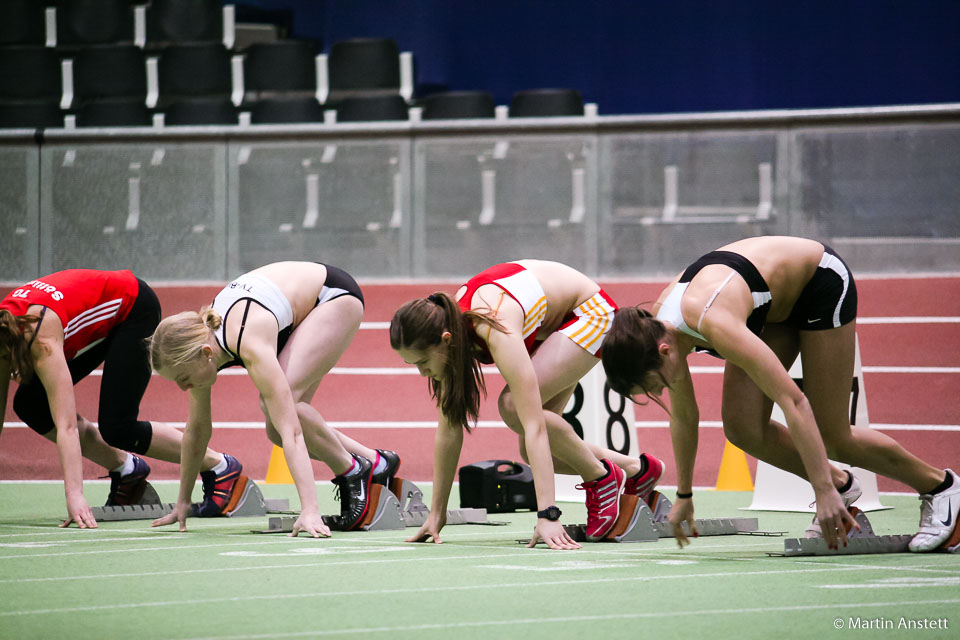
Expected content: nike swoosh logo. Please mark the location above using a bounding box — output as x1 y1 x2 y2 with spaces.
941 501 953 528
807 318 821 324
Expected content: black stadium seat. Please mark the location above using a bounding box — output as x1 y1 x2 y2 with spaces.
55 0 135 48
164 96 237 125
146 0 224 46
157 42 232 109
509 88 584 117
335 94 408 122
421 91 495 120
250 96 324 124
0 0 48 46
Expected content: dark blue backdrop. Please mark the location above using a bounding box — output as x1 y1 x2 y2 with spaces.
235 0 960 115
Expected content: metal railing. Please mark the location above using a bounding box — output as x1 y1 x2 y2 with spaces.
2 103 958 282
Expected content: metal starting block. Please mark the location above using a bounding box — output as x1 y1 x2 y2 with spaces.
772 507 917 557
91 476 267 522
254 477 502 534
562 491 769 543
389 477 498 527
254 483 405 533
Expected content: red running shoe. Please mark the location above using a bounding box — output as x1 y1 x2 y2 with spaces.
196 454 243 517
577 459 626 541
624 453 665 504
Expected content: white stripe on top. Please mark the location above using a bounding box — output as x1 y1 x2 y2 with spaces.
63 299 122 340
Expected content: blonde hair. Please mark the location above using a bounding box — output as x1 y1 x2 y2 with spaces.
149 307 222 370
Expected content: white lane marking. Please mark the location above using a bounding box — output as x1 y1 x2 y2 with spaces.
220 545 414 557
1 568 951 618
819 577 960 589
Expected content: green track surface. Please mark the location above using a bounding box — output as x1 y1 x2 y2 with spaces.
1 482 958 640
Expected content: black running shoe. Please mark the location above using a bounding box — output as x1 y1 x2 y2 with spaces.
371 449 402 486
105 455 151 506
333 455 373 531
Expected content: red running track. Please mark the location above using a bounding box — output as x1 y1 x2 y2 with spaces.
2 276 958 494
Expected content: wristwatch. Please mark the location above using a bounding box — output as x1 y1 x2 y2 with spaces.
537 506 562 521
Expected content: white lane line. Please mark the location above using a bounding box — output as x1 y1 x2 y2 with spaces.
0 538 300 560
1 568 951 618
171 599 960 639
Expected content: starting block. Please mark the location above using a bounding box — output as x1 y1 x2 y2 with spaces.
254 477 502 534
561 491 771 543
772 507 918 557
390 477 496 527
91 475 267 522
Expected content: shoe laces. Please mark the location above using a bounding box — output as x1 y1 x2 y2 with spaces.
917 494 934 526
576 481 602 514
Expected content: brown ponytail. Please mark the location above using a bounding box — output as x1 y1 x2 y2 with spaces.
0 309 38 382
601 306 669 407
390 292 507 432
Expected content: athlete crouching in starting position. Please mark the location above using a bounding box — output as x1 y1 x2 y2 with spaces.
601 236 959 552
149 262 400 537
390 260 664 550
0 269 239 527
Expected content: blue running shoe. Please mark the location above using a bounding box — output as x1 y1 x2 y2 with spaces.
196 454 243 517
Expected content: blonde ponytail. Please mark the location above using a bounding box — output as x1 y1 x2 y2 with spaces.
149 307 220 370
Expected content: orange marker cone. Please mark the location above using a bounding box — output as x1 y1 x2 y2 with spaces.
264 445 295 484
715 440 754 491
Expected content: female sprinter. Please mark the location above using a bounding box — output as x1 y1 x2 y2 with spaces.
390 260 664 550
0 269 239 528
601 236 958 552
149 262 400 537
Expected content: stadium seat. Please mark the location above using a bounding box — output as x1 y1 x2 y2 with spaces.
325 38 403 107
243 40 318 101
72 44 147 105
146 0 224 46
0 46 62 102
0 0 48 46
250 96 323 124
157 42 232 110
509 88 584 117
421 91 495 120
0 101 62 128
164 96 237 125
55 0 135 49
75 97 151 127
335 94 408 122
0 46 63 128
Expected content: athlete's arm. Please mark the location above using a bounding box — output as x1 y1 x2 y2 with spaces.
239 310 325 537
407 411 462 544
482 307 579 550
30 312 96 528
665 357 699 547
153 385 212 531
701 308 855 549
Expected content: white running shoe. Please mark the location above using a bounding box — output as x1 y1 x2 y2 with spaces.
804 471 863 539
909 469 960 553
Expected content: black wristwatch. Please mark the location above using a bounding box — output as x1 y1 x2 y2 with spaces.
537 506 562 521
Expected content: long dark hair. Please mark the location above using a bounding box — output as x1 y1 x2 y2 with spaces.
0 309 39 382
389 292 507 432
601 306 670 409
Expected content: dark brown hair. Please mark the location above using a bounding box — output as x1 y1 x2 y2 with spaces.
0 309 40 382
601 306 669 408
389 292 506 432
